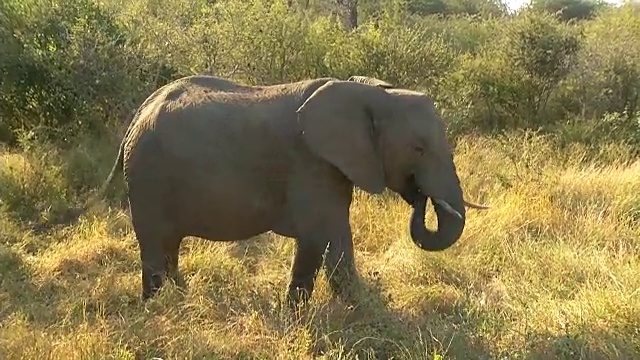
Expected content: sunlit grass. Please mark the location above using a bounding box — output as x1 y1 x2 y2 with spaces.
1 132 639 359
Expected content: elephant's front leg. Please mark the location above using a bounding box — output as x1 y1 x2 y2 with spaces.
286 237 329 306
286 215 356 307
286 164 355 308
323 225 358 301
286 221 355 307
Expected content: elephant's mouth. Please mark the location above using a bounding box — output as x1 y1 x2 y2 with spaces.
400 174 466 251
399 174 460 217
399 174 485 217
399 172 489 252
399 174 422 205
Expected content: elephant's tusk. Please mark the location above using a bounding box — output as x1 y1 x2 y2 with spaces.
432 198 463 219
464 200 490 210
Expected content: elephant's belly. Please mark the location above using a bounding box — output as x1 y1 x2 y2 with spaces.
174 183 285 241
184 220 272 242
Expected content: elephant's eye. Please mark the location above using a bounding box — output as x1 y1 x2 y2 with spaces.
414 145 425 155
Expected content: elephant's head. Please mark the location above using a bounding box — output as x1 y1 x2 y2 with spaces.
296 77 487 251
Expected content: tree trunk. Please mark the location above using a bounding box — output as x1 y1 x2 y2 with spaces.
336 0 358 30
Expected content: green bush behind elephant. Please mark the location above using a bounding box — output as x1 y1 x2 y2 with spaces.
75 74 487 307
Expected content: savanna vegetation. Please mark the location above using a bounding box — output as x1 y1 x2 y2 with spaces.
1 0 639 358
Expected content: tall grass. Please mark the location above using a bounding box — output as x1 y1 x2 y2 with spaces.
1 132 638 359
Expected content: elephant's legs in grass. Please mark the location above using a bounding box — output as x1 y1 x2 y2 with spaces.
286 166 353 307
286 238 327 307
323 229 358 301
139 238 166 300
286 220 356 308
164 236 185 289
139 232 182 299
137 231 184 299
130 198 178 300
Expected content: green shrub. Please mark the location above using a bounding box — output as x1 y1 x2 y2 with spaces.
0 0 172 145
529 0 609 22
439 9 581 133
562 5 640 121
0 0 638 151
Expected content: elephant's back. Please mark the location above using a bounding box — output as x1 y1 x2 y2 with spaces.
123 75 337 167
178 75 260 93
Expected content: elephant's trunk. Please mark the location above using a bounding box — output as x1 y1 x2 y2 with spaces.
409 193 465 251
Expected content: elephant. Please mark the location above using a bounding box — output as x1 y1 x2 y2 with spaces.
80 74 488 306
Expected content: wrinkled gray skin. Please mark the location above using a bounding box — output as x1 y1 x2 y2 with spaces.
87 74 488 306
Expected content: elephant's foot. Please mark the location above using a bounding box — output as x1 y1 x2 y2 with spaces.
285 281 314 309
329 276 363 308
166 274 187 299
141 272 165 300
285 238 325 312
166 269 187 289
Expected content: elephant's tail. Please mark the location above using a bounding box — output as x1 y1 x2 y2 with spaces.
39 137 126 231
93 135 126 204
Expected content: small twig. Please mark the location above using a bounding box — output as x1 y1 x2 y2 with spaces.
225 65 241 78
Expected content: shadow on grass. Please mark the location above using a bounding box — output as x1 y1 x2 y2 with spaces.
305 266 494 359
523 327 640 360
204 248 494 358
202 247 639 359
0 245 65 326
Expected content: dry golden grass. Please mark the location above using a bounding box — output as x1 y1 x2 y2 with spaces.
1 132 639 359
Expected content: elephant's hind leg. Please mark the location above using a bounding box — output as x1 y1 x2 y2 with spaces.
164 236 185 289
134 223 182 300
136 224 183 300
129 191 180 300
136 233 165 300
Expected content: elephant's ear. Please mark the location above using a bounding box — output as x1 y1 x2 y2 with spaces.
347 75 394 89
296 81 387 194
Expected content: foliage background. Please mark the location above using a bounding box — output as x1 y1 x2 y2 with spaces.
1 0 639 148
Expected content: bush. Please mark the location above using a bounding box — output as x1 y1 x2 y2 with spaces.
439 9 581 133
0 0 173 145
0 0 638 153
563 5 640 120
556 112 640 154
529 0 609 22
